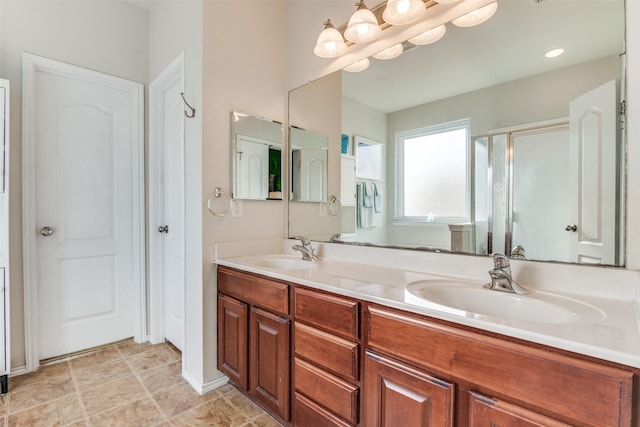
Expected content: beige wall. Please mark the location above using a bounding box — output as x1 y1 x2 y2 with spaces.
0 0 149 369
202 0 287 383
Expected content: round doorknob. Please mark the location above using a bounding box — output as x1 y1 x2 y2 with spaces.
565 224 578 232
40 226 55 236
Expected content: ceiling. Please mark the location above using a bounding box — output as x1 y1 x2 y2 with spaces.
342 0 625 113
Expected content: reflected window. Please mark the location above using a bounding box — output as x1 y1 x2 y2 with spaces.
396 119 470 223
355 136 383 181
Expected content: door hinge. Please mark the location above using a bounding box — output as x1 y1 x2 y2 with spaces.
620 100 626 116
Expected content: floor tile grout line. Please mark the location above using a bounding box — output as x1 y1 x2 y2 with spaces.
67 359 92 426
116 343 172 424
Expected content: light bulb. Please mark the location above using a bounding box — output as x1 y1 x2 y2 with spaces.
383 0 425 26
396 0 410 14
345 1 381 43
314 19 347 58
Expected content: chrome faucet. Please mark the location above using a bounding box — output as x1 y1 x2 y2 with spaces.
484 253 528 294
329 233 342 243
292 236 318 261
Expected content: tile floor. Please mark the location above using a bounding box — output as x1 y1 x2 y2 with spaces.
0 340 281 426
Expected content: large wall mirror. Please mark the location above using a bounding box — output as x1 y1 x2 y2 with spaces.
231 111 283 200
288 0 626 266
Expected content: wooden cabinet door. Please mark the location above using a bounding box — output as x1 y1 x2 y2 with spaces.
469 392 571 427
250 306 291 422
364 351 454 427
217 294 248 389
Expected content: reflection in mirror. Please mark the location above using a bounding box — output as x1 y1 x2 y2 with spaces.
288 0 625 266
231 111 283 200
290 126 328 203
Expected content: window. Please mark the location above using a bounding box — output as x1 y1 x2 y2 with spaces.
396 119 470 223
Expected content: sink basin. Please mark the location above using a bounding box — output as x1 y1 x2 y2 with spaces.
405 281 605 324
251 255 319 270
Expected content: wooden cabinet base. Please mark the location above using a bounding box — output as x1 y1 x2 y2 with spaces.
364 351 454 427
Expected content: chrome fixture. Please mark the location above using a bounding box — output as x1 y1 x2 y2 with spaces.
511 244 525 259
330 233 342 243
484 253 528 294
292 236 319 261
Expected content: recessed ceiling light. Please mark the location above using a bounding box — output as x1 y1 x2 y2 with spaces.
544 48 565 58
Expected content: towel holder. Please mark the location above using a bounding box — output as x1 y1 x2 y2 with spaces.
207 188 231 217
329 195 342 216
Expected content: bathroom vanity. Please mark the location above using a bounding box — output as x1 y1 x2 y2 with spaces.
216 247 640 426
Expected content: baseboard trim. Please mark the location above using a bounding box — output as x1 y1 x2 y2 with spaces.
10 366 27 377
182 368 228 395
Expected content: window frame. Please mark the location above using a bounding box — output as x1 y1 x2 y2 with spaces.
394 118 472 224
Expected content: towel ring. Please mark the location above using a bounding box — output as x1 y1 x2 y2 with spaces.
207 188 231 217
329 195 342 216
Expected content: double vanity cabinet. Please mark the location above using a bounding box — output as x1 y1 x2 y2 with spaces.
217 265 638 426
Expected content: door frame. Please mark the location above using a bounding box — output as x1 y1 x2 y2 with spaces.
22 53 146 372
148 53 185 345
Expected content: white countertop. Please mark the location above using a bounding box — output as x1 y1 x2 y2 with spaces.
214 239 640 369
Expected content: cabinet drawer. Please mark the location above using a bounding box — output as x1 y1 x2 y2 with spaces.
469 392 570 426
294 287 359 339
294 322 359 381
367 306 634 426
295 358 359 425
218 266 289 315
294 393 354 427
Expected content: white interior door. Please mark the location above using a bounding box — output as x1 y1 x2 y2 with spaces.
149 54 185 351
511 126 571 262
0 78 10 379
569 80 617 264
24 55 144 360
235 135 269 200
160 74 185 351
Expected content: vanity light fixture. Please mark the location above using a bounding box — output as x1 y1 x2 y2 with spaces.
343 58 371 72
451 1 498 27
314 19 348 58
372 43 404 60
544 48 565 58
433 0 463 3
408 24 447 45
344 0 382 43
383 0 426 25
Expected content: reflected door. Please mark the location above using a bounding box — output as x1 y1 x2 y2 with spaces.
511 125 571 262
569 80 617 264
235 136 269 200
29 57 143 359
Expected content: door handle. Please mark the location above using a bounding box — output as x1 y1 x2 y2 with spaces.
40 226 55 236
158 225 169 233
565 224 578 232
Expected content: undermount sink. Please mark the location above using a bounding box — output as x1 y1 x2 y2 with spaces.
250 255 319 270
405 280 605 324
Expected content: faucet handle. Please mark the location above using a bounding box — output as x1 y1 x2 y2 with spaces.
491 253 510 269
296 236 311 247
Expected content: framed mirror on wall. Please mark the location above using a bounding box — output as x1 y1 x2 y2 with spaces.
288 0 626 266
231 111 283 201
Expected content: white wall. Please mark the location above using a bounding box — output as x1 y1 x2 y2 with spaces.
148 0 205 390
0 0 149 370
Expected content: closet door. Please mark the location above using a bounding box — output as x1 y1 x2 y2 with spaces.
0 77 11 391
